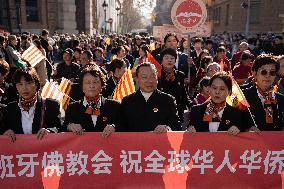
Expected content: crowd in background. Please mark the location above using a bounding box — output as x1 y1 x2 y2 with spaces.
0 29 283 141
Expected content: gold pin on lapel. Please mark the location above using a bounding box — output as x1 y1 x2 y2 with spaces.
103 117 108 122
225 120 231 125
153 108 159 113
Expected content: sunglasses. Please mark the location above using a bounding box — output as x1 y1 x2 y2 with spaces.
259 69 276 76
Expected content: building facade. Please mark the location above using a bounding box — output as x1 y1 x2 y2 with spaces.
0 0 98 35
152 0 284 35
208 0 284 34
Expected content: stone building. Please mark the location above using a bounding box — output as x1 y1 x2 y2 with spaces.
0 0 98 35
208 0 284 34
152 0 284 35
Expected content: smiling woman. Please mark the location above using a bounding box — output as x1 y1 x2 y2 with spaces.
242 54 284 131
63 65 120 137
1 67 61 142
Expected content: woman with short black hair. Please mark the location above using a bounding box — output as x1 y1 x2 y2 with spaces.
187 72 242 135
157 48 189 124
103 59 127 98
63 65 120 137
243 54 284 131
2 67 61 142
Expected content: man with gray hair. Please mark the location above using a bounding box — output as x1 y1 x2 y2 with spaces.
119 63 181 132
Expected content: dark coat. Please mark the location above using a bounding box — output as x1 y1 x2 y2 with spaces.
63 97 120 132
189 102 243 132
242 85 284 131
54 61 80 80
158 69 189 120
69 83 84 101
102 77 117 98
176 51 189 77
1 97 61 134
0 82 18 105
119 89 181 131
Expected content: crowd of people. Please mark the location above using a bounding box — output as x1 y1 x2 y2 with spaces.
0 29 283 142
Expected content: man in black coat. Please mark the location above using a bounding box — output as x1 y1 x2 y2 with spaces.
119 63 181 132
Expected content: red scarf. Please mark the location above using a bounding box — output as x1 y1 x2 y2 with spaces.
203 101 226 122
85 96 101 116
20 93 37 111
256 85 277 124
163 68 175 82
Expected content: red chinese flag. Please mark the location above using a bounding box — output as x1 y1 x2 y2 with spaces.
147 52 162 78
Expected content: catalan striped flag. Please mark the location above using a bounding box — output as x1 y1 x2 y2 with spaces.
226 78 250 110
21 44 45 67
58 78 72 110
113 69 135 102
41 81 65 102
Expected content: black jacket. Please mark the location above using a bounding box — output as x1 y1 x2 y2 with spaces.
102 77 117 98
158 69 189 120
69 83 84 101
0 82 18 105
63 97 120 132
242 85 284 131
189 102 243 132
54 62 80 80
1 97 61 134
119 89 181 131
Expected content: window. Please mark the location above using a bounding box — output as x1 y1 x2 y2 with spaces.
213 7 221 25
0 0 8 26
250 0 261 24
26 0 39 22
225 4 230 26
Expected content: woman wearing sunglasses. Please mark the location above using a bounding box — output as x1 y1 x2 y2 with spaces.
243 54 284 131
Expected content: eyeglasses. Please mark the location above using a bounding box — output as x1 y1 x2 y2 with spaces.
259 69 276 76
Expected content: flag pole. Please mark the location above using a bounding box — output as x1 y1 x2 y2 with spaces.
232 78 258 129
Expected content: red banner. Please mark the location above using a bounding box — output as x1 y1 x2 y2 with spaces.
0 132 283 189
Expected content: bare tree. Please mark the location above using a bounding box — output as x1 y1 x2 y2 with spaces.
121 0 154 33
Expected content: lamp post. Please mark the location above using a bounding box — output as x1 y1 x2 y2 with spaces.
102 0 108 33
241 0 251 36
115 7 120 33
15 0 22 34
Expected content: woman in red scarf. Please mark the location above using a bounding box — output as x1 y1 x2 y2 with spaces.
2 67 61 142
157 48 189 123
187 72 242 135
243 54 284 131
63 65 120 137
